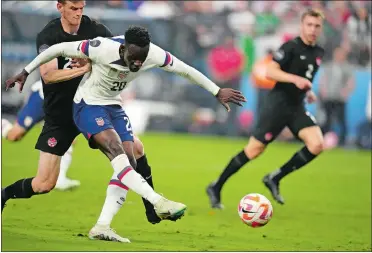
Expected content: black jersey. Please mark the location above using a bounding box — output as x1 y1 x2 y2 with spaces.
272 36 325 104
36 15 113 125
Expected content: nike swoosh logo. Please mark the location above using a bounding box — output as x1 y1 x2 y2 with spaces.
242 209 256 214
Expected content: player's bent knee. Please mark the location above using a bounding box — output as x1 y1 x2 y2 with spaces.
306 140 324 155
32 178 56 193
38 181 56 193
244 137 266 159
133 136 145 159
300 127 324 155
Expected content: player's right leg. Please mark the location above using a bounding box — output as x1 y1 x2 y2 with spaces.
207 95 288 209
93 132 186 242
2 90 45 141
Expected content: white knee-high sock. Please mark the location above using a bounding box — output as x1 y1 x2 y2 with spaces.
111 154 161 205
96 173 128 226
58 146 73 180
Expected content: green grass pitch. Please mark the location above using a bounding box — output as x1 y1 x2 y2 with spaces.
1 127 371 251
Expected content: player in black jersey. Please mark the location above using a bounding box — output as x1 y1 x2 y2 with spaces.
1 0 108 208
207 9 325 207
1 0 162 226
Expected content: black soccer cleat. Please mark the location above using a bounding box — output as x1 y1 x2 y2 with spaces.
1 189 7 212
206 183 224 209
146 210 162 224
263 174 285 205
146 210 182 224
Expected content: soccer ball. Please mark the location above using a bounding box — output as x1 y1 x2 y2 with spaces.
238 193 273 227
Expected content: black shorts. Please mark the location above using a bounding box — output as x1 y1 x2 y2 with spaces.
252 92 317 144
35 121 80 156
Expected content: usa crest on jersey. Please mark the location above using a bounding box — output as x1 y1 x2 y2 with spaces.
118 71 129 80
95 117 105 126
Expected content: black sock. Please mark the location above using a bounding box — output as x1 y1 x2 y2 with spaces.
272 146 317 183
3 178 36 201
214 150 250 192
136 155 155 213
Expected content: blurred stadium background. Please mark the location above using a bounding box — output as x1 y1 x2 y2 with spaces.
2 0 371 150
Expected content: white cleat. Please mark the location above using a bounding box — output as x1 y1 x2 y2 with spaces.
55 178 81 191
88 225 130 243
154 197 187 221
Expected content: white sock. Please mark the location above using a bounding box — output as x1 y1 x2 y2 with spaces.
111 154 162 205
58 146 73 181
2 119 13 138
96 173 128 227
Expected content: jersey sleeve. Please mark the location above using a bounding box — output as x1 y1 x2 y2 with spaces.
272 41 294 68
76 39 101 60
151 43 220 96
25 40 93 74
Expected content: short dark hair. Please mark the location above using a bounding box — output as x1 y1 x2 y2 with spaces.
57 0 84 4
301 9 325 21
125 26 151 47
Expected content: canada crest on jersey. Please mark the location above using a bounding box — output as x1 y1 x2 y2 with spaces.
316 57 322 66
47 137 57 147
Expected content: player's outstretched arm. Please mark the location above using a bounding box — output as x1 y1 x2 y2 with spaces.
5 41 91 92
25 41 90 74
161 54 247 111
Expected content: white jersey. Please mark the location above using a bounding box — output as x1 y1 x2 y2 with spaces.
25 35 220 106
74 36 172 105
30 79 44 99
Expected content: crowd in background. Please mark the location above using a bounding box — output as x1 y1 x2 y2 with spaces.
6 0 371 67
87 0 371 67
2 1 371 149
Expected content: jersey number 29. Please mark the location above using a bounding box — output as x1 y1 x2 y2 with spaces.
305 64 314 79
111 81 127 91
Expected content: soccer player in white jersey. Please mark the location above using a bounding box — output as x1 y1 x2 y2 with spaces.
2 80 79 190
6 26 247 242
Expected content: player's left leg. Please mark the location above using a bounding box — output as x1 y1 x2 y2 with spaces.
131 136 162 224
132 137 178 224
263 110 324 204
